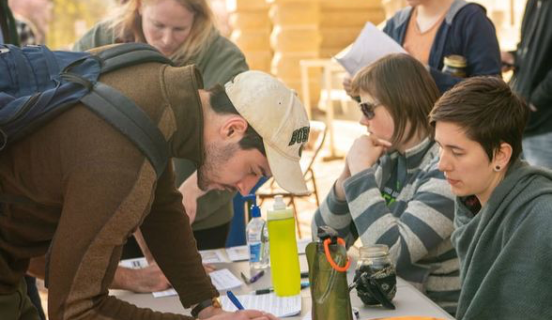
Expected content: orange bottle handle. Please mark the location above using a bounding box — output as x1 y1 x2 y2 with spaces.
323 238 351 272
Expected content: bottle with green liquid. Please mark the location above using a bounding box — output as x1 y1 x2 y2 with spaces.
267 196 301 296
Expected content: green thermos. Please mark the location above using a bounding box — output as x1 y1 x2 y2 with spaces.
306 226 353 320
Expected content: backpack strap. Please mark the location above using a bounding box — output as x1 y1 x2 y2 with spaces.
80 81 170 178
0 43 172 178
97 42 173 74
61 43 173 178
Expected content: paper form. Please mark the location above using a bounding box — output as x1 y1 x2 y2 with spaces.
335 22 406 76
209 268 243 290
226 245 249 262
200 249 228 264
119 257 147 269
152 268 244 298
119 251 227 267
226 239 311 262
221 293 301 318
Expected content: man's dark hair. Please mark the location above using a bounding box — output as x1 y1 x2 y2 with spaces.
429 76 529 164
207 84 266 156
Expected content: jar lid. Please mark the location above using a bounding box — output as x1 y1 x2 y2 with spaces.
444 55 467 68
359 244 389 258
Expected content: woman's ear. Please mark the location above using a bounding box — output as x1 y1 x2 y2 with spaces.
220 116 248 141
493 142 513 171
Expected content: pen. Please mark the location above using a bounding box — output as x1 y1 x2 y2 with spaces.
226 290 245 310
254 287 273 295
249 270 265 283
254 282 310 295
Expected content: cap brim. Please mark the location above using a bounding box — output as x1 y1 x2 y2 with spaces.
265 144 309 195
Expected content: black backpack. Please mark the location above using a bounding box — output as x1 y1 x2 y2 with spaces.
0 43 172 178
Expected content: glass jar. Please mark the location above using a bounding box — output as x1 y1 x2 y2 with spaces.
354 244 397 307
442 55 467 78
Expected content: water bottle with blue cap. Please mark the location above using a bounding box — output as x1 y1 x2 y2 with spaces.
245 195 269 270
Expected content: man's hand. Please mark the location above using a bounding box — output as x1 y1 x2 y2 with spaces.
178 171 207 224
111 263 171 293
204 263 216 273
346 135 391 176
201 309 279 320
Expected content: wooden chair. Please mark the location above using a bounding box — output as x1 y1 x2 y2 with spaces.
256 120 327 238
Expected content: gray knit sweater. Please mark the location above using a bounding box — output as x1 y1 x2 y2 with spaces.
312 138 459 314
453 160 552 319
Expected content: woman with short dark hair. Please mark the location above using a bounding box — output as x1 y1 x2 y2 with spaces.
430 76 552 319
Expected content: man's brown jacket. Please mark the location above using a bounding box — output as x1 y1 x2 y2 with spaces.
0 46 217 319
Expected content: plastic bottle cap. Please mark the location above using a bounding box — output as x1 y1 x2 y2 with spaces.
251 204 261 218
267 196 293 220
273 196 286 210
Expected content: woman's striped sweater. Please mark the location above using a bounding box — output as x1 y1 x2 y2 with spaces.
312 138 460 314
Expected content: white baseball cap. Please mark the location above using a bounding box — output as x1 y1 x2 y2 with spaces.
224 71 310 195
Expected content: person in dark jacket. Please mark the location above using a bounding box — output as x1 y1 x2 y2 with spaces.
502 0 552 169
343 0 501 95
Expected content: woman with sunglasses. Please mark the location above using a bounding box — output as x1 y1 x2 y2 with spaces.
430 77 552 319
312 53 459 315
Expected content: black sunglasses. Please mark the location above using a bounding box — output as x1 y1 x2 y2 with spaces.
359 101 380 120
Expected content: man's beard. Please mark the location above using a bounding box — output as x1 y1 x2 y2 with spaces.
197 141 240 191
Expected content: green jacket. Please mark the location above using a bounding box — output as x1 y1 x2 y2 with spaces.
453 160 552 319
74 22 249 231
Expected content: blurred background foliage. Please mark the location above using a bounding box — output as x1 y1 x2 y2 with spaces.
8 0 528 52
48 0 112 49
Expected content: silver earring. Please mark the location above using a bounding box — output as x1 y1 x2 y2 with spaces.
494 165 501 172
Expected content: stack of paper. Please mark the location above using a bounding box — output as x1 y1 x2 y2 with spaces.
119 249 228 268
221 293 301 318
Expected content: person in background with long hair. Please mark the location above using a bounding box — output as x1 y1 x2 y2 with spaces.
74 0 248 292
